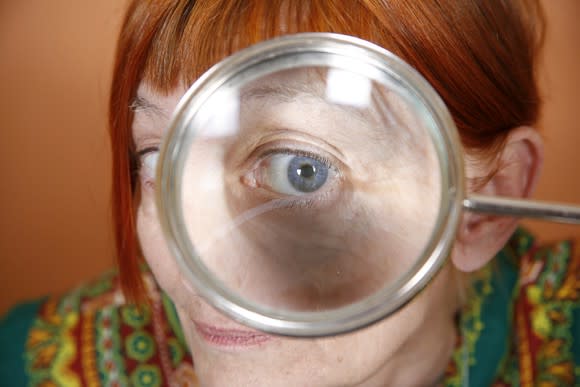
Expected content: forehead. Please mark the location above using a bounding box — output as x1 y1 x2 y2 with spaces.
132 68 428 147
133 70 435 176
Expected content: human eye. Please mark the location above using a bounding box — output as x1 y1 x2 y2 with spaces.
137 146 159 187
242 147 342 206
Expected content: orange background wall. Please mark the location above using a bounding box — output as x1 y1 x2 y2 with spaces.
1 1 579 315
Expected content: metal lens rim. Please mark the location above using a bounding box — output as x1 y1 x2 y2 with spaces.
156 33 465 337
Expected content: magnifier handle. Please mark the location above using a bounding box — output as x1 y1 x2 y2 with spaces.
463 194 580 224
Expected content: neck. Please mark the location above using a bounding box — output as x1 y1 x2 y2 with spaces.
359 267 461 387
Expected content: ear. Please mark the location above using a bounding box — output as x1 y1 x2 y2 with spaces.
451 126 544 272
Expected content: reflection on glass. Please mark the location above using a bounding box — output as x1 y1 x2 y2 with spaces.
180 66 442 312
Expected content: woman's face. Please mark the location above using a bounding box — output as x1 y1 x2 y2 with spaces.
133 70 460 386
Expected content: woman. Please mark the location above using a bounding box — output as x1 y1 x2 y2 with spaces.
1 0 579 386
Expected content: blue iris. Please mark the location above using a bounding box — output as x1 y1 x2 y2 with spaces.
287 156 328 193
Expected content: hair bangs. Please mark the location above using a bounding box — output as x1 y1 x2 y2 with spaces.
141 0 387 94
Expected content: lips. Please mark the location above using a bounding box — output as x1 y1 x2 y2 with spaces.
193 321 273 348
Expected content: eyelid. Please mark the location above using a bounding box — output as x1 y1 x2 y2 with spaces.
136 146 160 168
260 148 334 171
136 146 160 157
229 127 348 169
240 139 348 177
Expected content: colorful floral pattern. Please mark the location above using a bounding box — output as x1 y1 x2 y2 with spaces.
5 228 579 386
444 228 580 386
22 270 195 386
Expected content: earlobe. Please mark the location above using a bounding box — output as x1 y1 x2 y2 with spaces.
451 126 544 272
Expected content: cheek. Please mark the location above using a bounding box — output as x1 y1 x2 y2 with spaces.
136 189 201 309
135 187 453 386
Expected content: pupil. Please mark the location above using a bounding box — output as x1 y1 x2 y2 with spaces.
298 164 316 178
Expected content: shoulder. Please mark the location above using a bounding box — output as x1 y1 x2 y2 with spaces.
0 298 45 386
446 228 580 386
0 269 195 386
498 228 580 384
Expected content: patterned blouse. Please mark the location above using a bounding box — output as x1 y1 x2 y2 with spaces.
1 228 579 386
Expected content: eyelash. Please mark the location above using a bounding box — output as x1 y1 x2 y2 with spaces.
260 148 333 169
137 146 159 157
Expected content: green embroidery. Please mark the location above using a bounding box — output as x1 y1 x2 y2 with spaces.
81 272 116 299
126 330 156 363
121 305 151 329
167 337 185 367
19 268 195 386
130 364 162 387
162 292 188 350
96 306 129 386
24 301 68 386
444 265 494 387
531 241 577 385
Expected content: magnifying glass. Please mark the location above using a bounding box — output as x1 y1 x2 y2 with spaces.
155 33 580 337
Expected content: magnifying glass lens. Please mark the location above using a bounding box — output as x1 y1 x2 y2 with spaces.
179 64 442 313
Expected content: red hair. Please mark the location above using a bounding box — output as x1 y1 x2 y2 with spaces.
109 0 545 302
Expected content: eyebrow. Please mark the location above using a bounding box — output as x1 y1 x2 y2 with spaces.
243 84 365 116
242 84 324 102
129 95 168 119
130 84 400 134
